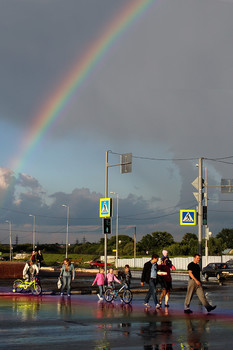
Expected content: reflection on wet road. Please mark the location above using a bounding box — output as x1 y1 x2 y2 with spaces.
0 286 233 349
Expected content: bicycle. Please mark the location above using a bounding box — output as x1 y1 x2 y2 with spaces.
12 276 42 296
104 283 133 304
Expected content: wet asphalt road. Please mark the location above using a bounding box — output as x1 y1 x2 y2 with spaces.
0 276 233 349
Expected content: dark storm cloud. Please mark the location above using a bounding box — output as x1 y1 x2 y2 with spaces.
17 173 43 191
0 0 126 124
2 0 233 160
1 0 233 241
57 0 233 160
0 170 171 238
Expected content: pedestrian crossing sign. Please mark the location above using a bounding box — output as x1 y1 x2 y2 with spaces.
180 210 197 225
99 198 112 218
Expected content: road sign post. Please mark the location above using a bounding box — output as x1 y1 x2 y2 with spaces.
198 158 203 267
104 150 132 275
191 158 204 268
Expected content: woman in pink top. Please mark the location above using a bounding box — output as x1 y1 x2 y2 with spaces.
92 267 106 300
106 268 121 289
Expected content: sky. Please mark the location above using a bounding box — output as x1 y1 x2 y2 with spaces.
1 0 233 247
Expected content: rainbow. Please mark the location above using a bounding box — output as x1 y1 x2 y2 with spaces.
9 0 155 174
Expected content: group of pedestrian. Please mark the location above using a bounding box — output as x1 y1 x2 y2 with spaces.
30 250 217 314
141 253 174 309
30 250 44 268
92 265 131 300
141 252 216 314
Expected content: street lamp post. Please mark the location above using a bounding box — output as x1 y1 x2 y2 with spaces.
133 226 136 268
29 214 36 250
5 220 12 261
118 240 121 258
110 191 119 268
62 204 69 258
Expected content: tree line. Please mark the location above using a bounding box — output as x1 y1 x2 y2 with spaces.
1 228 232 257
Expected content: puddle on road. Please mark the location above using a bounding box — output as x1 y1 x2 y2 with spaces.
0 295 233 349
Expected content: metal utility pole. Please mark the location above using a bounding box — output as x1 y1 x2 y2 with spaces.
134 226 136 268
110 192 119 268
204 166 208 266
62 205 69 259
104 150 132 275
104 151 109 276
198 157 203 268
6 220 12 261
205 226 209 266
29 214 36 251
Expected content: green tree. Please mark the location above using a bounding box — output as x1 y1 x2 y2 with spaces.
216 228 233 249
179 233 198 256
181 233 198 245
122 242 134 256
188 238 198 256
208 237 226 255
151 231 174 248
138 234 155 254
138 231 174 255
168 243 182 256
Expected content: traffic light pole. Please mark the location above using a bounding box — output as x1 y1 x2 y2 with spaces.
198 157 203 269
104 151 109 276
104 150 132 275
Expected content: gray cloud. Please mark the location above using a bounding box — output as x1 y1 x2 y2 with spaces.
17 173 43 192
0 167 185 243
1 1 233 242
0 0 126 123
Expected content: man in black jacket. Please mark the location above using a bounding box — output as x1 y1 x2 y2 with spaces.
141 254 161 309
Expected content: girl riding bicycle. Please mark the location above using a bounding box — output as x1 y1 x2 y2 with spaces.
23 259 39 281
106 268 121 289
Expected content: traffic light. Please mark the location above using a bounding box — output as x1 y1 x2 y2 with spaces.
203 206 207 225
103 218 112 234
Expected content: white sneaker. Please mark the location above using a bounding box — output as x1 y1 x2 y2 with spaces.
144 303 150 308
156 304 161 309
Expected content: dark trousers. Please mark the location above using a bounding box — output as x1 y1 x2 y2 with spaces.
144 278 158 305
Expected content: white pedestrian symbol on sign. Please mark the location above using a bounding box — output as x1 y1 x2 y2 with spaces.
101 202 108 214
183 212 194 222
180 209 196 225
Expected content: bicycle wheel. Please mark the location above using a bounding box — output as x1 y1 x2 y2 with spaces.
122 289 132 304
12 279 24 293
104 288 114 302
31 283 42 296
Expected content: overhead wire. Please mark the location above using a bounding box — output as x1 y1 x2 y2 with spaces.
109 150 199 161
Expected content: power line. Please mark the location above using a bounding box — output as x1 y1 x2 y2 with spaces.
205 155 233 165
110 150 198 161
